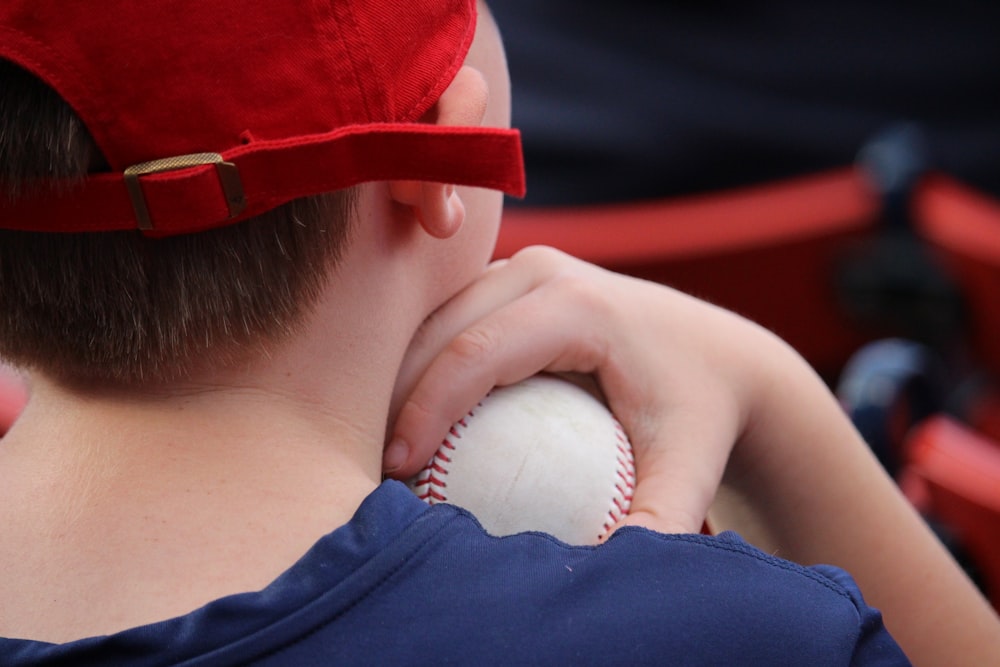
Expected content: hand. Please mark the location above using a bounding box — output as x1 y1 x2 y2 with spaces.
384 246 1000 664
384 246 782 535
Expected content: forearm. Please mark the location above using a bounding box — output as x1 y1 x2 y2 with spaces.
385 249 1000 663
708 337 1000 666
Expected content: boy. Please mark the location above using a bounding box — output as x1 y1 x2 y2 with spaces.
0 1 995 664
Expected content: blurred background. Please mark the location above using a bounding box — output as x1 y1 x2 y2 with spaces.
489 0 1000 609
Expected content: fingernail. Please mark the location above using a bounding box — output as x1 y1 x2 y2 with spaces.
383 438 408 474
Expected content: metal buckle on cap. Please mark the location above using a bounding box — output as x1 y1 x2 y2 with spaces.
123 152 247 230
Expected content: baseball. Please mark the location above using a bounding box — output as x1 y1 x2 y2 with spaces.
407 373 635 545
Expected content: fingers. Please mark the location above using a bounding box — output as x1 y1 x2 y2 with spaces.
385 245 749 538
609 405 737 535
385 261 612 478
388 251 548 430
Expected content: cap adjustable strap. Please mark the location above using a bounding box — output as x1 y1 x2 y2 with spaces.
0 124 525 236
123 153 247 231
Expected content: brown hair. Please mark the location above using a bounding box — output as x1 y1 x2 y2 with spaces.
0 61 357 386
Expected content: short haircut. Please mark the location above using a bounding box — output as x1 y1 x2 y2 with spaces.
0 61 358 387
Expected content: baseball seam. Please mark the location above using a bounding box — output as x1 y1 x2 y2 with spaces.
410 400 484 505
411 392 637 545
602 417 636 540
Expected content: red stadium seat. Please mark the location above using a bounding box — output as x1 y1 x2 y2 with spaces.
902 416 1000 610
913 174 1000 378
496 167 884 377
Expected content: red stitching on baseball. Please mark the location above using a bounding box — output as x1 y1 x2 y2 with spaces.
412 390 637 547
409 399 484 505
601 418 636 540
417 488 447 502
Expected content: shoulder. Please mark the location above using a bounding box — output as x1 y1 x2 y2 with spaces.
2 484 907 666
347 506 910 665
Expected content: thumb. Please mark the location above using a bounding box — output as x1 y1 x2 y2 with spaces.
609 468 713 537
601 409 736 538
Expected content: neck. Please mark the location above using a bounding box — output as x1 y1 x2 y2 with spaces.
0 374 387 640
0 184 470 640
0 284 412 524
0 260 434 641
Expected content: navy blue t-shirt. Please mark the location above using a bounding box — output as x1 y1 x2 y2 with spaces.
2 481 909 665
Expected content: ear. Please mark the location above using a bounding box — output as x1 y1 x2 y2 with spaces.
387 66 489 239
388 180 465 239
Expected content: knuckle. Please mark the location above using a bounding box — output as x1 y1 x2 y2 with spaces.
399 391 437 427
394 395 435 444
550 270 612 316
509 245 571 271
447 325 501 368
397 390 456 456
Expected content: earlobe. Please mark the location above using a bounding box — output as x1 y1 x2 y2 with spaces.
388 181 465 239
419 183 465 239
386 65 485 239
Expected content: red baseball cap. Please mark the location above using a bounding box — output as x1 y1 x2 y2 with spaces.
0 0 525 236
